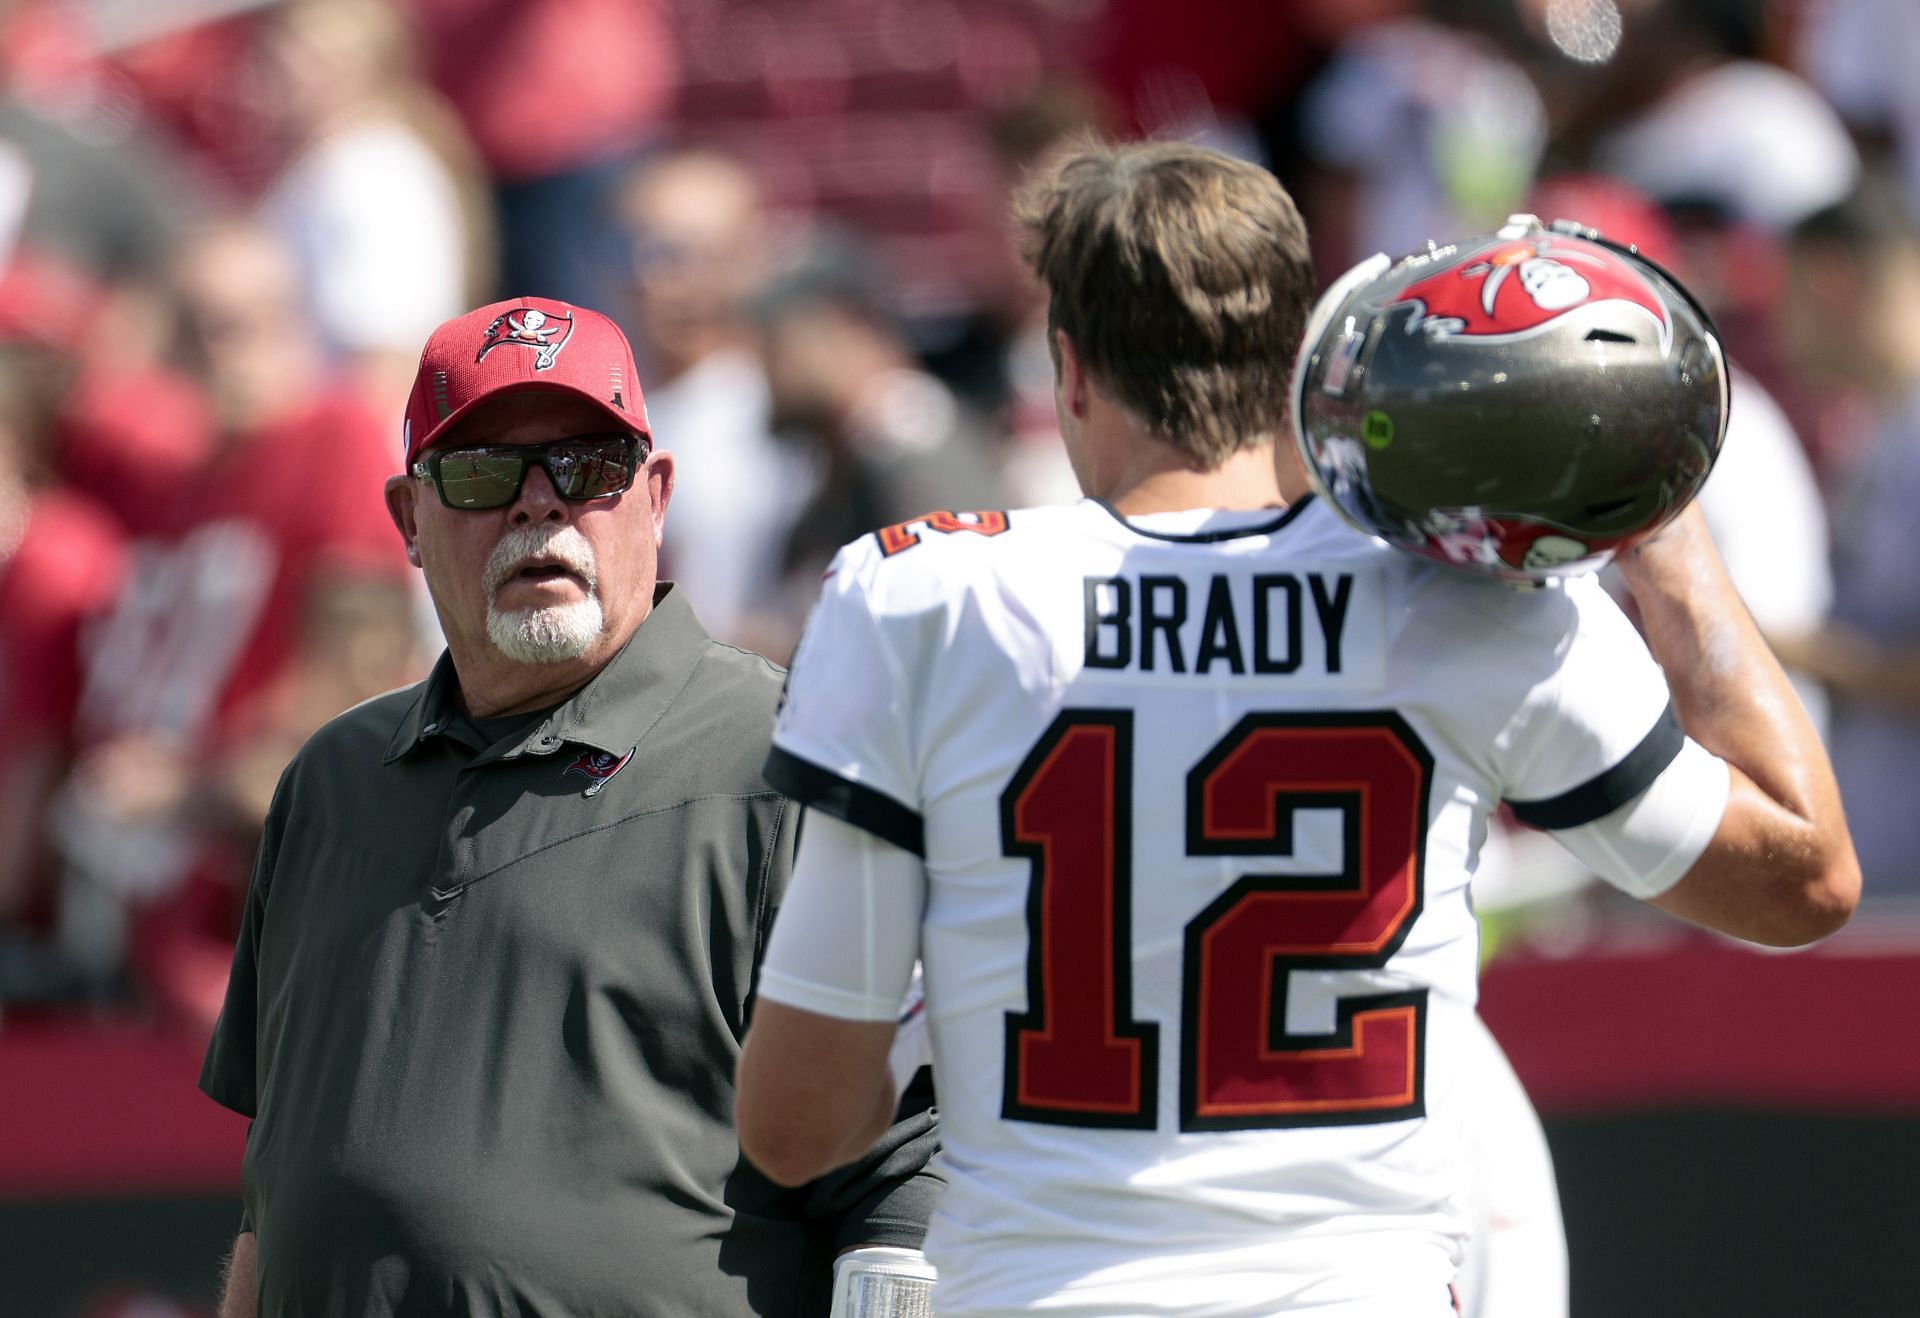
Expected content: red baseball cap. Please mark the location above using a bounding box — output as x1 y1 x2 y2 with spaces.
401 296 650 468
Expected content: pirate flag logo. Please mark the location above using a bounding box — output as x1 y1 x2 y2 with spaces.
1389 236 1672 352
478 306 574 371
563 747 633 798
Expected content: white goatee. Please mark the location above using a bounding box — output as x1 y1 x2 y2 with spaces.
483 524 604 664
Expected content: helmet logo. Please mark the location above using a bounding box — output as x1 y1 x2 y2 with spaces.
478 307 574 370
1390 237 1670 351
1415 509 1604 576
1520 532 1590 572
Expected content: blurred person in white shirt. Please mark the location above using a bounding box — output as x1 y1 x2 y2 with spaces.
256 0 491 420
616 150 807 652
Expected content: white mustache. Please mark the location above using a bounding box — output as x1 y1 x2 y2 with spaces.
483 524 598 597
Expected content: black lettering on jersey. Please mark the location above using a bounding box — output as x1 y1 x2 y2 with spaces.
1252 575 1302 674
1195 577 1245 676
1140 576 1187 673
1084 577 1132 669
1308 573 1352 674
1080 571 1358 678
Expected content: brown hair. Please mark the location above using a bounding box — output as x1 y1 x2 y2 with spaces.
1015 139 1313 465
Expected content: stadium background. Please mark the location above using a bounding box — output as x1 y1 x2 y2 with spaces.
0 0 1916 1311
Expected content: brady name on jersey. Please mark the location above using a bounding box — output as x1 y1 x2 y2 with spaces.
1081 564 1359 678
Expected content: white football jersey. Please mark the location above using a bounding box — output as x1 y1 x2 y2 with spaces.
765 497 1726 1317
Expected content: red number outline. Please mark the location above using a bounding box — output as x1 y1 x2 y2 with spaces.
999 709 1434 1133
1000 710 1159 1128
875 510 1011 557
1180 712 1432 1131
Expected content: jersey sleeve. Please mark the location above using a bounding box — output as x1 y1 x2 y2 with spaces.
765 544 927 855
1496 575 1730 896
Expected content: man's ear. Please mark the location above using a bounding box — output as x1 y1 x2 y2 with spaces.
1054 329 1090 422
644 448 675 548
385 475 423 568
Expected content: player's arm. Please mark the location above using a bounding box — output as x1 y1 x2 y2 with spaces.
738 1004 899 1188
1617 506 1858 944
216 1230 256 1318
737 811 926 1187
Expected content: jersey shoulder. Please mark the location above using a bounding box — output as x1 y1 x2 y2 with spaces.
829 503 1100 608
1395 567 1628 660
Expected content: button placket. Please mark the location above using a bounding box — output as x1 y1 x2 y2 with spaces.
421 797 478 931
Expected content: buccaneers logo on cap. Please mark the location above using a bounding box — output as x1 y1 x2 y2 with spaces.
478 306 574 370
1390 237 1671 351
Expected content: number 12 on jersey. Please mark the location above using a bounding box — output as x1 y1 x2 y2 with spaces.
1000 708 1434 1132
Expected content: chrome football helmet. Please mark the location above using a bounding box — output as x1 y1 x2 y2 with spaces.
1291 215 1729 582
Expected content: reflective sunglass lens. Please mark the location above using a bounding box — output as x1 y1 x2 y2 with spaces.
438 451 527 508
547 440 636 499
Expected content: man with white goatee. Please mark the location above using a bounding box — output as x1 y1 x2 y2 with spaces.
197 298 940 1316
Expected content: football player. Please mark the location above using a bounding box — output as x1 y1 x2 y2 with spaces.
736 145 1857 1316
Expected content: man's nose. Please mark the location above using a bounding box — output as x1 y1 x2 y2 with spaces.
510 461 570 525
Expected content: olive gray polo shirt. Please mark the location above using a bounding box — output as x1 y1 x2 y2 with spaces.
200 585 938 1317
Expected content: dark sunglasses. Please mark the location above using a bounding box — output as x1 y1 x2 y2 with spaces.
413 433 647 510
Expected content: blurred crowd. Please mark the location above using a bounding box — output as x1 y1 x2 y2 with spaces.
3 0 1920 1036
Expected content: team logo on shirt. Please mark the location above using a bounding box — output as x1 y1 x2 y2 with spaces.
1390 237 1671 350
563 747 632 797
478 307 574 370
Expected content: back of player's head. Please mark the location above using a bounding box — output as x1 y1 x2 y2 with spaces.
1014 140 1313 466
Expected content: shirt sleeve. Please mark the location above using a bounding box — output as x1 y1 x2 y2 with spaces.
1546 736 1730 899
764 545 926 855
1497 575 1732 896
1499 575 1686 822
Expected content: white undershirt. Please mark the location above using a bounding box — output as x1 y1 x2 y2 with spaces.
758 810 926 1022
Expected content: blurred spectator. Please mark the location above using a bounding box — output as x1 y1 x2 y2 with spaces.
256 0 492 420
1800 0 1920 215
0 9 223 542
1093 0 1402 142
755 235 1005 645
0 10 196 285
617 148 804 650
0 344 125 953
1592 1 1858 232
52 219 420 1020
1299 4 1547 277
1772 182 1920 904
986 81 1116 508
406 0 678 309
52 344 212 541
0 231 219 545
